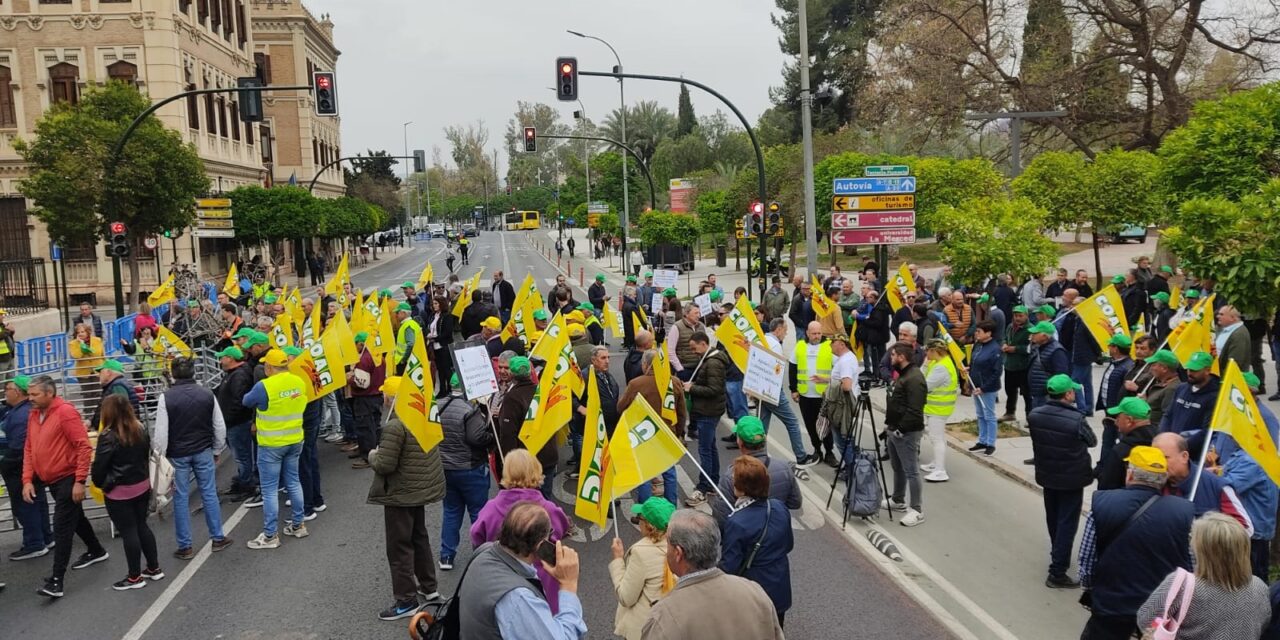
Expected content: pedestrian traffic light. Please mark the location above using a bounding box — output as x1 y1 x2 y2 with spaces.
767 201 781 235
236 76 264 122
749 201 764 235
109 221 130 258
556 57 578 102
524 127 537 152
313 71 338 117
413 150 426 173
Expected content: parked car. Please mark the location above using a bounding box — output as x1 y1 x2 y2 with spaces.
462 224 478 238
1110 224 1148 244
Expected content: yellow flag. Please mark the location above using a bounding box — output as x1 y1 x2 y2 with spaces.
609 395 686 495
328 307 360 367
1073 284 1131 351
631 310 649 340
575 366 616 528
451 278 474 320
269 313 294 350
1169 285 1181 311
291 326 347 401
1213 361 1280 486
530 312 584 398
501 274 541 345
223 264 241 298
518 347 575 454
531 312 569 364
301 301 322 349
147 274 176 308
936 321 967 367
325 254 351 306
1169 294 1214 345
349 290 367 335
1170 303 1214 365
885 264 916 312
714 294 768 372
847 317 865 361
417 262 434 290
368 304 395 364
810 275 838 319
602 300 622 338
394 331 444 454
652 343 677 424
152 326 191 358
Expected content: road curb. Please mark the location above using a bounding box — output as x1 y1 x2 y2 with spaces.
945 436 1044 495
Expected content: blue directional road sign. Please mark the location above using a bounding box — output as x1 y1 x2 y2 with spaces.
833 176 916 195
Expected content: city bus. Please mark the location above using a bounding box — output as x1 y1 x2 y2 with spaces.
505 210 541 230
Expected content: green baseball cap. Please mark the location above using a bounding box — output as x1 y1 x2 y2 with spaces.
1160 265 1174 274
1036 304 1055 317
750 301 759 310
1111 274 1125 284
595 273 606 282
214 346 244 360
1151 292 1170 303
644 271 653 278
662 287 678 297
401 281 416 289
282 346 304 357
263 294 278 304
1107 334 1132 349
509 355 531 377
10 375 30 392
450 372 461 389
1243 371 1262 390
1185 351 1213 372
630 497 676 531
577 302 595 312
244 331 270 348
94 359 125 373
1045 374 1082 395
353 331 369 343
186 299 201 308
709 290 723 303
395 302 412 312
977 293 990 304
532 309 549 321
378 288 393 298
1012 305 1028 314
1184 289 1200 299
733 415 767 445
1107 396 1151 419
626 274 637 283
1029 321 1057 335
1147 349 1180 368
233 327 256 340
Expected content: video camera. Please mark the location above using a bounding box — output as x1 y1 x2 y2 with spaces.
857 371 878 393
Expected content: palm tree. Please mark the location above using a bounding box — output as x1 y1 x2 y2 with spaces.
601 100 676 164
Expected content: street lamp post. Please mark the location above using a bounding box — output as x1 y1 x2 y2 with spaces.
402 121 412 243
568 30 629 273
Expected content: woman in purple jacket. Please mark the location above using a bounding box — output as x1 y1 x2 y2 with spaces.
469 449 572 612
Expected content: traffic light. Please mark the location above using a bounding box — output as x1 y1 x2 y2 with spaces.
236 76 264 122
313 71 338 116
556 57 578 101
505 185 512 196
109 221 129 258
767 201 781 235
413 149 426 173
749 201 764 235
524 127 536 152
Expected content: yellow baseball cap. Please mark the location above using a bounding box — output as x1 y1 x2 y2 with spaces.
262 349 289 368
481 316 502 331
1124 445 1168 474
566 310 585 324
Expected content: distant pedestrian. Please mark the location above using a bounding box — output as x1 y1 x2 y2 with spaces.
882 342 926 527
91 395 164 591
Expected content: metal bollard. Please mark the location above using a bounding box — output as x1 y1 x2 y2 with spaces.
579 268 584 287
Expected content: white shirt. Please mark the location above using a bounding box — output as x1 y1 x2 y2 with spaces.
831 351 860 390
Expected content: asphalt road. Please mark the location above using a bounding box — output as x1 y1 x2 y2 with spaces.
0 230 954 639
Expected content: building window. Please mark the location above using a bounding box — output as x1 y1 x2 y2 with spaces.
217 96 228 138
179 0 191 13
49 62 79 105
0 198 32 260
185 82 199 130
221 0 232 39
197 0 207 22
244 118 253 145
312 138 319 166
209 0 220 31
259 123 272 162
205 91 217 136
0 66 16 128
306 59 314 85
100 0 133 3
229 100 240 141
254 52 271 84
107 60 137 86
62 237 97 262
235 1 247 47
39 0 74 4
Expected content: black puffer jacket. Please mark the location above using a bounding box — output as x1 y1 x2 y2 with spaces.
90 428 150 493
688 349 729 418
884 364 926 433
437 394 492 471
1028 400 1096 490
215 363 256 426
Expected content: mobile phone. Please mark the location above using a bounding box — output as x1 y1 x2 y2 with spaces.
536 540 558 567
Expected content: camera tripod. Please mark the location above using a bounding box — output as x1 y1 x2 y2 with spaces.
825 389 893 527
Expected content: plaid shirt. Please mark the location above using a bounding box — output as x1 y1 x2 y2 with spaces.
1077 512 1098 589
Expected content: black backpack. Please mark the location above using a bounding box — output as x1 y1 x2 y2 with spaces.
410 553 478 640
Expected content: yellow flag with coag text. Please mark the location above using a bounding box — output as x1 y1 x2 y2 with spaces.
1073 284 1130 351
518 342 575 453
608 395 685 495
885 264 915 313
147 274 176 309
574 366 616 528
223 264 241 298
714 294 768 372
1213 361 1280 486
417 262 434 291
152 326 191 358
393 331 443 454
652 344 677 424
810 275 838 319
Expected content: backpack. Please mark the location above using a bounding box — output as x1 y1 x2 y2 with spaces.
410 552 478 640
845 449 883 517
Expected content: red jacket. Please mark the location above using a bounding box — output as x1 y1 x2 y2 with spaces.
23 397 92 485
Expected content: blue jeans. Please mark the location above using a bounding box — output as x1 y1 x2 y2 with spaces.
258 442 304 537
974 392 998 447
441 466 490 559
299 402 324 514
568 420 584 469
759 388 809 460
725 380 748 422
539 464 558 501
226 423 257 491
169 449 225 549
692 415 721 492
1070 363 1094 414
635 466 678 504
1 457 51 549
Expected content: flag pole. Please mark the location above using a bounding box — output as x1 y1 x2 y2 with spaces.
612 499 621 540
1186 426 1216 502
686 347 712 381
672 439 736 513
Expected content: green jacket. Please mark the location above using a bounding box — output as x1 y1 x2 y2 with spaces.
1004 321 1032 372
1217 325 1251 374
688 349 728 418
367 418 446 508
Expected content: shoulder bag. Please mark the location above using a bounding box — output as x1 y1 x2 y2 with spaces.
1142 568 1196 640
737 499 773 575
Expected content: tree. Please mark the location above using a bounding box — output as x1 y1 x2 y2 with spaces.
504 102 571 189
933 196 1060 284
676 85 697 137
1162 179 1280 317
694 189 735 239
1019 0 1073 111
15 82 207 310
636 211 700 247
1011 150 1089 230
226 185 313 268
1158 83 1280 203
601 101 675 163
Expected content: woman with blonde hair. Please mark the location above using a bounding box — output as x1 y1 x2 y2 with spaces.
469 449 571 612
1137 512 1270 640
609 497 675 639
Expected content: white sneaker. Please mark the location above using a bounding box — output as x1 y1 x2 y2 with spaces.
924 470 950 483
881 498 907 512
283 523 309 539
247 533 280 550
919 463 936 473
684 490 707 507
900 509 925 527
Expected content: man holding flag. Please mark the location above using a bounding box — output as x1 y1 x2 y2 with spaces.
617 349 687 506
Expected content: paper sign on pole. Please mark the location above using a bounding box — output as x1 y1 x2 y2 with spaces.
694 294 714 317
742 343 785 406
653 269 679 290
453 343 498 401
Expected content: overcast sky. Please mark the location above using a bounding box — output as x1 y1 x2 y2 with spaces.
302 0 787 178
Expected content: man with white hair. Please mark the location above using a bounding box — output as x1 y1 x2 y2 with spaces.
879 321 923 383
1214 305 1251 374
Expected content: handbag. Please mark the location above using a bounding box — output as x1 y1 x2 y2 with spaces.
149 450 175 511
1142 568 1196 640
352 368 371 390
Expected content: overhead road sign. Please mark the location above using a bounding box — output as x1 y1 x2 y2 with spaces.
863 165 910 177
192 228 235 239
830 228 917 245
832 194 915 212
833 176 916 196
831 211 916 229
196 198 231 209
195 219 235 230
196 209 232 219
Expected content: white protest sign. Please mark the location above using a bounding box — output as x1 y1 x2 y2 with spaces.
453 343 498 401
694 293 714 317
653 269 679 290
743 343 785 406
651 293 664 314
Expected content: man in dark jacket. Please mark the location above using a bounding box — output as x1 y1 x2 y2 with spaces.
1119 271 1147 331
623 330 653 383
368 378 447 621
684 331 728 508
0 376 51 559
214 346 257 499
1002 306 1033 421
1095 334 1134 461
1028 321 1069 409
788 280 814 341
91 359 141 431
494 356 557 497
712 416 802 525
434 373 492 571
968 320 1004 454
569 347 621 477
1063 302 1101 415
884 342 927 525
1028 374 1097 588
1095 397 1156 491
588 273 610 313
490 270 516 325
1079 446 1193 639
152 357 231 559
1158 351 1220 434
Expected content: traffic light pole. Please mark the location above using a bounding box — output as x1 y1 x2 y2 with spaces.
308 155 416 193
104 84 313 317
579 70 767 300
538 134 656 211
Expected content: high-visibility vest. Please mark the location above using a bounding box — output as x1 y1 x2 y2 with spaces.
252 282 269 301
923 357 959 417
255 372 306 447
0 333 10 356
584 314 601 328
395 317 421 364
794 341 833 395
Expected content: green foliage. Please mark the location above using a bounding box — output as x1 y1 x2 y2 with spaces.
311 196 384 238
588 151 646 215
1158 83 1280 202
934 197 1060 284
1079 149 1168 232
1011 151 1089 229
1162 178 1280 317
15 82 207 245
693 189 734 238
676 85 697 138
226 186 314 244
636 211 699 247
1019 0 1074 108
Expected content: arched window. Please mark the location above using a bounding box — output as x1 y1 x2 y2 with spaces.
49 62 79 105
0 66 16 128
107 60 137 86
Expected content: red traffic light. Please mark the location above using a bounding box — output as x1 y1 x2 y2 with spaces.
525 127 535 139
750 201 763 214
110 221 126 235
561 63 573 74
316 74 331 90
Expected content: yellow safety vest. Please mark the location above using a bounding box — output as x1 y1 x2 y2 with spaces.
256 372 306 446
923 357 959 417
584 314 601 328
395 318 422 364
0 334 10 356
794 341 833 395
